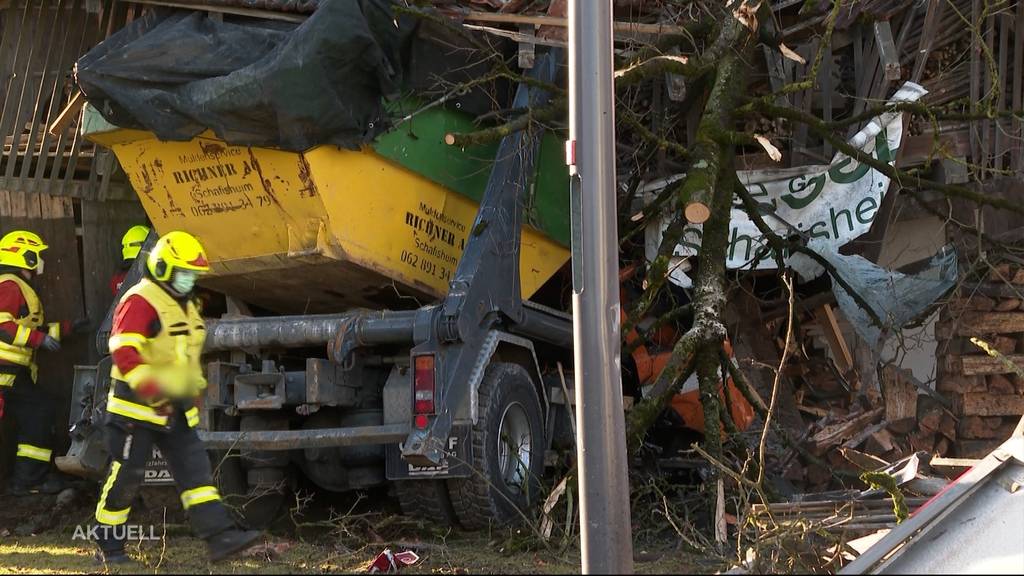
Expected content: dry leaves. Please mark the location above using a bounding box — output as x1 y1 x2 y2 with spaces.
614 55 690 79
732 0 762 33
243 540 293 560
779 42 807 64
539 476 569 541
754 134 783 162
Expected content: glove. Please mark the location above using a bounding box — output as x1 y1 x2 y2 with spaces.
135 379 173 417
136 379 162 402
41 335 61 352
71 317 93 335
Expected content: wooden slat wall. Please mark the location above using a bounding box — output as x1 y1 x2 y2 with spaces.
0 189 87 481
0 1 148 482
80 198 147 362
0 0 133 200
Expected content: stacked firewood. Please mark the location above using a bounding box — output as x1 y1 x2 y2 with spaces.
780 376 958 493
760 308 963 493
935 263 1024 458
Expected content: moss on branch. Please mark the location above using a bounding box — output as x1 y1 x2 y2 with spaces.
750 101 1024 215
444 99 566 147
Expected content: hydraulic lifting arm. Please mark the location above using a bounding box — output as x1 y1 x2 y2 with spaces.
400 50 563 465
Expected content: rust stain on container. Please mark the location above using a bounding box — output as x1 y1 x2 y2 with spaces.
200 140 226 157
247 147 281 206
297 155 318 198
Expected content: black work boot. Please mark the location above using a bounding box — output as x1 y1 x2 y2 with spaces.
4 482 33 496
94 548 131 565
95 527 131 565
5 469 59 496
37 473 69 494
5 463 35 496
207 529 262 562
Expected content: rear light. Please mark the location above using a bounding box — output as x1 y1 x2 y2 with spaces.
413 354 436 415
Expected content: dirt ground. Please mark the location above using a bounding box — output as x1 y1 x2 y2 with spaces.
0 486 705 574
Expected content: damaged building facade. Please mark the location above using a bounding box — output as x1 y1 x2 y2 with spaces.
1 0 1023 573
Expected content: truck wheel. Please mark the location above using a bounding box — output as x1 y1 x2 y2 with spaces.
219 461 286 530
139 486 185 524
393 479 458 525
209 416 285 529
447 362 545 529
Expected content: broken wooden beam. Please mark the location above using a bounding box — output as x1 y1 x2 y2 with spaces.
814 303 854 375
880 365 918 423
810 407 885 453
929 456 980 469
873 20 901 81
457 10 694 37
47 91 85 137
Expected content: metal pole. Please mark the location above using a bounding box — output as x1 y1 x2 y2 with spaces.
568 1 633 573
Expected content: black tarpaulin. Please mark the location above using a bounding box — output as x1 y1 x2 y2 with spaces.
76 0 405 151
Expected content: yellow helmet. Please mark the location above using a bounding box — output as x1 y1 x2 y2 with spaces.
0 230 48 271
121 225 151 261
147 231 211 282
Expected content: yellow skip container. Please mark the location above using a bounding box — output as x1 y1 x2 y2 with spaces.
84 108 569 314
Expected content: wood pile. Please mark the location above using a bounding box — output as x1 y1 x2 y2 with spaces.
935 263 1024 458
756 297 964 493
751 497 930 537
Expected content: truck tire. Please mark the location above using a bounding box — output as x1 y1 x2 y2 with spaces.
447 362 545 530
393 479 458 525
139 486 185 524
209 415 285 529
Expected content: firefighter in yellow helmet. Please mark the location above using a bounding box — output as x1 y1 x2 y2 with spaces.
110 225 150 296
96 231 260 564
0 230 79 495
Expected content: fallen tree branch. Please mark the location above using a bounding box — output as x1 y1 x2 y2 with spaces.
444 98 566 147
746 101 1024 215
758 272 794 488
725 353 861 481
624 4 759 463
615 54 704 88
625 331 698 456
772 0 842 97
619 109 689 160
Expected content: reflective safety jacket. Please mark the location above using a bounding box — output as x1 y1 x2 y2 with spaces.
107 278 206 428
0 273 60 385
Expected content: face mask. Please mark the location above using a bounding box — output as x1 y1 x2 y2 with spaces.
35 257 44 276
171 270 198 294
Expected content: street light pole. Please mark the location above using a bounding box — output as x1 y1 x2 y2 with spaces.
568 0 634 573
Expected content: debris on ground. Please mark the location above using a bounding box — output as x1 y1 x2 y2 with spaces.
367 548 421 573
